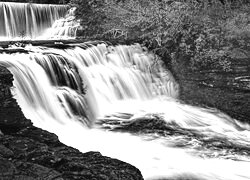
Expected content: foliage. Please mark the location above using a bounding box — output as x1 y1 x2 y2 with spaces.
69 0 107 36
71 0 250 72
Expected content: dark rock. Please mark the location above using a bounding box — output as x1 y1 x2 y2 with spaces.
17 127 60 146
173 55 250 123
14 161 63 180
0 157 17 178
0 67 33 134
0 66 144 180
0 145 14 158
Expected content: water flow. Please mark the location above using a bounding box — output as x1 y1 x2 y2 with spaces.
0 2 67 40
1 43 250 180
42 7 80 39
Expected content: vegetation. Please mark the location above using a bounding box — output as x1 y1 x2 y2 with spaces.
70 0 250 73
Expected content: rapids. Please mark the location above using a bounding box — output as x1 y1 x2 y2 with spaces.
1 43 250 180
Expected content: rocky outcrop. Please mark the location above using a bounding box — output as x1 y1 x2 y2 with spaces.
174 52 250 123
0 66 143 180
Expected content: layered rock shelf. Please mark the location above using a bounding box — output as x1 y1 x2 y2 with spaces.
176 55 250 123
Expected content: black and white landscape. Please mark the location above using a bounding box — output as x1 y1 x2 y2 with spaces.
0 1 250 180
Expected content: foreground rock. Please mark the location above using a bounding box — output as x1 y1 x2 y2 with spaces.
0 66 144 180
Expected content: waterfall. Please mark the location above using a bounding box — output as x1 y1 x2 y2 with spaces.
0 43 178 124
0 2 68 40
42 7 80 39
1 43 250 180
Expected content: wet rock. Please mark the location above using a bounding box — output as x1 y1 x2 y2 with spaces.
174 56 250 123
0 66 33 135
14 161 63 180
0 145 14 158
0 157 17 177
17 127 60 146
0 158 42 180
58 151 143 180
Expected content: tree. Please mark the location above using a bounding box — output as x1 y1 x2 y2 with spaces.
70 0 107 37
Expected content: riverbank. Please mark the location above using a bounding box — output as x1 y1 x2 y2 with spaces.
0 66 143 180
173 51 250 123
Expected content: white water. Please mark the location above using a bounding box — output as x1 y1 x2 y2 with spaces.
0 2 79 40
1 43 250 180
0 2 68 40
41 7 80 39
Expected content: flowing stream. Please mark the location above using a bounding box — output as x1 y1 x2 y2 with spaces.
1 2 250 180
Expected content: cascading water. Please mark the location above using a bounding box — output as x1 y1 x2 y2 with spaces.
0 2 72 40
42 7 80 39
1 43 250 180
